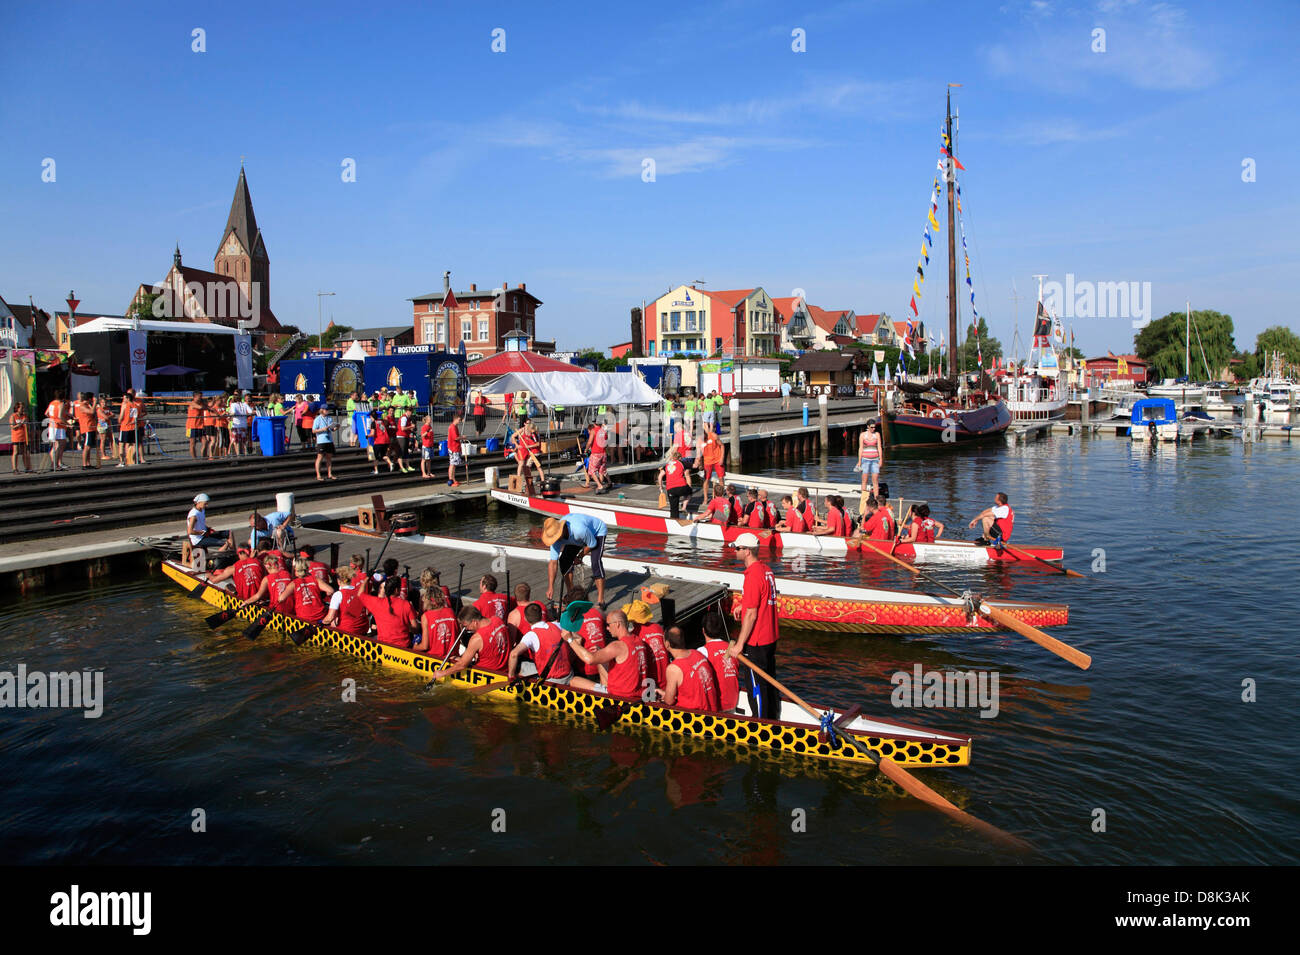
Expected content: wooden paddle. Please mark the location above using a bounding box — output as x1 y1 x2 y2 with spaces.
730 653 1029 850
867 542 1092 671
423 628 471 688
1001 542 1088 578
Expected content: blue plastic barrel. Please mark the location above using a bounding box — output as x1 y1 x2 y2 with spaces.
485 437 502 452
254 416 285 457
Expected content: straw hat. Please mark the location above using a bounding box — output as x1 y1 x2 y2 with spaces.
542 517 566 547
621 600 653 625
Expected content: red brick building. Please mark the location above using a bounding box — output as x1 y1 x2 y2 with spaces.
409 280 541 360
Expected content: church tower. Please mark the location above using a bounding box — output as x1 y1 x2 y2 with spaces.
213 165 270 317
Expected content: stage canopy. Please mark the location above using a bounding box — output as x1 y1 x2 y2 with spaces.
480 371 662 408
70 317 245 336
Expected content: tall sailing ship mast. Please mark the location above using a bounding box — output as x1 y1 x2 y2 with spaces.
881 87 1011 448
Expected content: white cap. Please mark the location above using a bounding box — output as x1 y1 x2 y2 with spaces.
193 493 210 503
731 533 760 549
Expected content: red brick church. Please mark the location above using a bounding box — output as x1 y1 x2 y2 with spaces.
130 166 286 337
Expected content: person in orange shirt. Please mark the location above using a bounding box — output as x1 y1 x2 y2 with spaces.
74 393 98 469
697 429 725 501
94 396 114 462
186 391 204 459
44 390 72 471
117 389 140 467
133 392 150 464
9 403 32 474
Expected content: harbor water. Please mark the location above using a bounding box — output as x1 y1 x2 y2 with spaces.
1 435 1297 864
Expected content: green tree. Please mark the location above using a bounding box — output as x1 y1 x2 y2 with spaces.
1253 325 1300 369
127 290 161 322
956 317 1003 372
1134 310 1236 380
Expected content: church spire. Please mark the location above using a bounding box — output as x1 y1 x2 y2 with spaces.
217 166 260 259
174 243 182 267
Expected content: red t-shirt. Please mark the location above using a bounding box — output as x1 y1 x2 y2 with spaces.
231 557 266 601
665 459 688 490
292 579 327 622
784 507 806 534
706 497 731 526
741 561 779 648
866 509 895 541
420 422 435 448
703 638 740 711
422 607 458 657
473 616 511 672
574 607 607 678
826 507 849 537
447 422 461 453
359 592 417 647
672 650 720 712
639 624 668 688
474 591 510 621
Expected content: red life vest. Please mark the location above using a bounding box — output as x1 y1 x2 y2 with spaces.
993 506 1015 542
638 625 668 687
915 518 937 543
673 651 720 711
232 557 265 601
335 586 367 636
730 496 745 525
292 579 327 622
746 502 766 529
527 622 571 680
799 500 816 528
606 636 648 701
423 608 458 656
702 639 740 711
474 617 511 672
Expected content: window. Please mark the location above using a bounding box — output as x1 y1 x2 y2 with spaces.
429 302 436 312
478 319 489 341
670 311 681 331
527 320 534 337
423 321 435 341
685 310 697 331
435 320 445 342
512 295 518 311
462 319 472 341
715 337 723 351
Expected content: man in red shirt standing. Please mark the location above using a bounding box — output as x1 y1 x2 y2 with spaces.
727 533 780 720
446 410 464 488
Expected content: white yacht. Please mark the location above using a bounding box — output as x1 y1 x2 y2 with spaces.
999 293 1067 421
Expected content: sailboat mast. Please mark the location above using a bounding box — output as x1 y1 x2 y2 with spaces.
1185 301 1191 378
945 89 958 378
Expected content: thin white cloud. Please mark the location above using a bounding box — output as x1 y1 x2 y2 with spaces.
986 0 1219 92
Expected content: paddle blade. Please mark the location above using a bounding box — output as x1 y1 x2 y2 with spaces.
980 603 1092 670
205 608 236 629
243 611 271 641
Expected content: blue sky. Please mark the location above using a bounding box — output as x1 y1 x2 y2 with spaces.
2 0 1297 358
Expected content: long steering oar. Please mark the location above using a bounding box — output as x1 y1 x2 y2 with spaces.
731 653 1028 850
869 542 1091 670
1000 542 1088 578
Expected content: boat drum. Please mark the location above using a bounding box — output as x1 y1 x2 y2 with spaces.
163 560 971 770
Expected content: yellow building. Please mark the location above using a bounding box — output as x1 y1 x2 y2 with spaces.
642 284 779 357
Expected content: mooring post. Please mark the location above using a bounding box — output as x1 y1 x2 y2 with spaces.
818 393 829 449
729 398 741 467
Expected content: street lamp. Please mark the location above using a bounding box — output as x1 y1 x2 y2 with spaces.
316 291 335 347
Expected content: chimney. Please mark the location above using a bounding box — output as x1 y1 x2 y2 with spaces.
470 283 476 292
520 282 526 291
